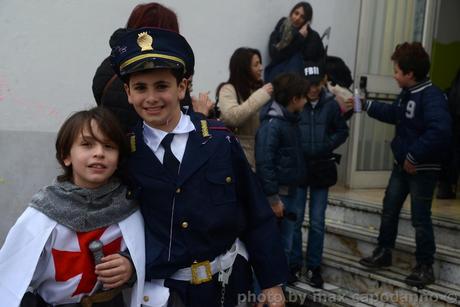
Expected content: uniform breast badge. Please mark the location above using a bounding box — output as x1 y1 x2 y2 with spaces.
201 120 210 138
200 120 213 144
128 133 136 153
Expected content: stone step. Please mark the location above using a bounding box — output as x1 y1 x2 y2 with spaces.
320 249 460 306
286 280 398 306
325 197 460 250
314 219 460 287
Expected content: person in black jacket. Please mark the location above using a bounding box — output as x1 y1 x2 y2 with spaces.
291 62 349 288
255 73 309 267
267 2 325 69
358 42 452 288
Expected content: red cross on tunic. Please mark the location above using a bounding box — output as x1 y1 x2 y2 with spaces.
52 227 122 296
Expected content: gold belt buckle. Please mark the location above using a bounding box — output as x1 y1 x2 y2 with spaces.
190 260 213 285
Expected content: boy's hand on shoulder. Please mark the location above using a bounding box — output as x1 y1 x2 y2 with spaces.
95 253 133 289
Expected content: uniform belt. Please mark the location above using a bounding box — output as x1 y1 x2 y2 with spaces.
170 238 248 285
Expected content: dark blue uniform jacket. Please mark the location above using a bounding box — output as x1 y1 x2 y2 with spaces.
367 80 452 170
127 118 287 289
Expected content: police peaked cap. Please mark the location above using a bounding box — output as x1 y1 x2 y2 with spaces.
109 27 195 78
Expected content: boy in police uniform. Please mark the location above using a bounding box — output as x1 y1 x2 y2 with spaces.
109 28 287 306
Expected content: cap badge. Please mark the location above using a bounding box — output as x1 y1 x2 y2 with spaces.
137 32 154 52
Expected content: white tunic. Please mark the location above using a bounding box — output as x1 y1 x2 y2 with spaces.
0 207 148 307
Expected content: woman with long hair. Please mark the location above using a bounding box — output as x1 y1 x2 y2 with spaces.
216 47 273 168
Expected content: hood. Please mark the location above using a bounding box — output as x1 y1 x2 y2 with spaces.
260 100 299 123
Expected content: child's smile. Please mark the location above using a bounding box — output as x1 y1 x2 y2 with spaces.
125 69 186 132
63 120 119 189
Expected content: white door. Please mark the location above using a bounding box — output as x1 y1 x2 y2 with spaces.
345 0 438 188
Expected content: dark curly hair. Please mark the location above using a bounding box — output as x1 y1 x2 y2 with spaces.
391 42 430 82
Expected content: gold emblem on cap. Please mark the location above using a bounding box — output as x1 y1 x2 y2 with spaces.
137 32 154 51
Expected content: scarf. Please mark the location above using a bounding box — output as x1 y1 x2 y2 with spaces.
30 179 138 232
276 18 295 51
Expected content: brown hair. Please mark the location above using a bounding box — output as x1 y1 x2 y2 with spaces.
55 107 128 182
273 73 310 107
126 2 179 32
216 47 264 103
290 2 313 24
391 42 430 82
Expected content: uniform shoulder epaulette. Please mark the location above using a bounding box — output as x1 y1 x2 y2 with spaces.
206 119 233 133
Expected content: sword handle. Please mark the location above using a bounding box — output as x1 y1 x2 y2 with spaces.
89 240 105 292
89 240 104 265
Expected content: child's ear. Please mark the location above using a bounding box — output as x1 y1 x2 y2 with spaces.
407 71 415 81
63 156 71 167
124 84 133 104
178 78 187 100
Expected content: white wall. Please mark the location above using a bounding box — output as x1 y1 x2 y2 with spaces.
0 0 360 132
0 0 360 243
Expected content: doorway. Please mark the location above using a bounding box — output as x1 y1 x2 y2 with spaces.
344 0 441 188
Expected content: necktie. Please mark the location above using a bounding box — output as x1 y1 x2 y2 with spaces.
161 133 180 175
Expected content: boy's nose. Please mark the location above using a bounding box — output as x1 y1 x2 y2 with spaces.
93 144 105 157
145 90 157 104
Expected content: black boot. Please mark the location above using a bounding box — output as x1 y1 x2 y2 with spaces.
359 247 392 268
405 263 435 288
305 266 323 288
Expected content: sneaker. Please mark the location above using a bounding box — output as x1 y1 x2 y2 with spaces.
287 267 300 284
359 246 392 269
405 263 435 288
305 266 323 288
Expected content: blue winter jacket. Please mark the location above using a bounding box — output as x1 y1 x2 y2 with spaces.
255 101 305 198
299 90 349 159
366 79 452 170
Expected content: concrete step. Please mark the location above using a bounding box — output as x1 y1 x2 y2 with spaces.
286 280 398 306
312 218 460 287
325 197 460 250
320 249 460 306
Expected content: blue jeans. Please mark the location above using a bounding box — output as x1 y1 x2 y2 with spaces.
290 187 329 269
279 191 301 264
378 164 438 265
